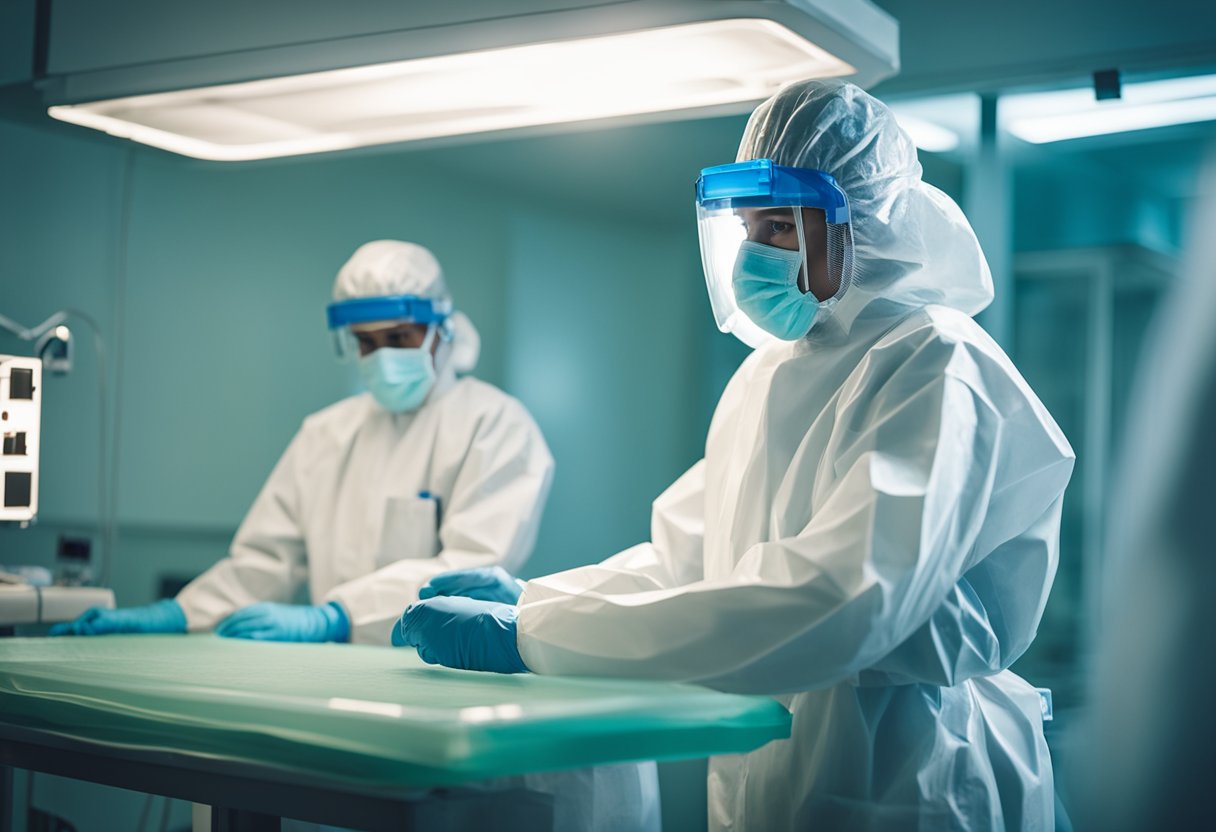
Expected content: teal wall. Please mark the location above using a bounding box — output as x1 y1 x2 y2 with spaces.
0 115 724 569
505 203 707 578
1012 150 1185 254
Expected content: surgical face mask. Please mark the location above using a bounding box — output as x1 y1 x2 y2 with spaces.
358 330 437 413
731 241 822 341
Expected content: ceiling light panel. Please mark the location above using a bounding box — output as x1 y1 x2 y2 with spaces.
1004 73 1216 144
48 20 854 161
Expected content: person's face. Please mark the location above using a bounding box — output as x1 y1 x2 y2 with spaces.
351 321 438 358
736 206 833 302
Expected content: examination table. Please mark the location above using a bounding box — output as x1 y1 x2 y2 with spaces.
0 636 790 830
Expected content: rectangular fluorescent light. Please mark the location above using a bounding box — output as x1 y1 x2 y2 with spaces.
1004 73 1216 143
891 113 960 152
47 19 853 162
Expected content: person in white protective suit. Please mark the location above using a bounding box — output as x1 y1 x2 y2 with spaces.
53 240 555 643
54 239 660 832
396 81 1077 831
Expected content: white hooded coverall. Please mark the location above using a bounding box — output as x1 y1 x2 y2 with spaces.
175 238 554 643
175 365 553 645
176 240 659 832
514 82 1076 831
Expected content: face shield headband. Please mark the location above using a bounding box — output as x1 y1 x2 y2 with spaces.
326 294 453 359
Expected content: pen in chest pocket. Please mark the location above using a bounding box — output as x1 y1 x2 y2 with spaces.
418 491 443 526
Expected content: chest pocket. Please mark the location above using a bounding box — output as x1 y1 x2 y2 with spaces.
376 496 440 567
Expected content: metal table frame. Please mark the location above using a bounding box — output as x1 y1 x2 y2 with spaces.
0 724 553 831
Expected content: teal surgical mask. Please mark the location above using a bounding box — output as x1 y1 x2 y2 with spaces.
358 332 437 413
731 241 821 341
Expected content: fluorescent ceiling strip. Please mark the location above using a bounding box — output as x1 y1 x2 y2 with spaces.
48 19 854 161
1004 73 1216 143
891 113 960 152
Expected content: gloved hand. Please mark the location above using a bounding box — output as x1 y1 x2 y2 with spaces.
418 566 525 605
49 599 187 636
215 601 350 643
393 596 528 674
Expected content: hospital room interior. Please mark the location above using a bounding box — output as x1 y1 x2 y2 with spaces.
1 0 1213 830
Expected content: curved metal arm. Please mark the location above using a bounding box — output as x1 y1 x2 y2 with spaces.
0 310 69 341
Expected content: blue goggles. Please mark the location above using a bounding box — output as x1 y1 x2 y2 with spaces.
695 159 849 224
326 294 452 330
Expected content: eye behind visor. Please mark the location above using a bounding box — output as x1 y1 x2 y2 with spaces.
354 324 430 355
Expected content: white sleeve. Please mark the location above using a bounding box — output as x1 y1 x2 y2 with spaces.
860 491 1066 687
175 431 308 631
517 334 1074 694
522 460 706 602
325 399 555 644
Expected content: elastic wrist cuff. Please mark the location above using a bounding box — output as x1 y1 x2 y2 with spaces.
325 601 351 643
156 599 189 634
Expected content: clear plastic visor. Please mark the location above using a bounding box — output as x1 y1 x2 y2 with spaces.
332 320 450 360
696 203 854 347
697 203 772 348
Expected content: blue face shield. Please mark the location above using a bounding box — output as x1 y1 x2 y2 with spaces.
326 294 452 359
326 294 451 412
357 328 438 413
696 159 853 348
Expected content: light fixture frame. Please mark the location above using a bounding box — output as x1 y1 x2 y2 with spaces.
34 0 898 160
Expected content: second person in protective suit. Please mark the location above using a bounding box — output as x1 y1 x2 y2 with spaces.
397 81 1076 831
52 239 661 832
53 240 555 643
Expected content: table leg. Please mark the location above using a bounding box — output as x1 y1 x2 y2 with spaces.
210 806 280 832
1 765 12 832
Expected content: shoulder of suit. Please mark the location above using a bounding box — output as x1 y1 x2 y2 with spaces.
289 394 376 452
300 393 374 430
441 376 531 419
292 380 536 448
868 305 1051 423
246 394 371 472
831 306 1028 408
874 305 1008 363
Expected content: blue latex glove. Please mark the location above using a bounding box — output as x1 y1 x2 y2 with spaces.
49 599 187 636
393 596 528 674
418 566 525 605
215 601 350 643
